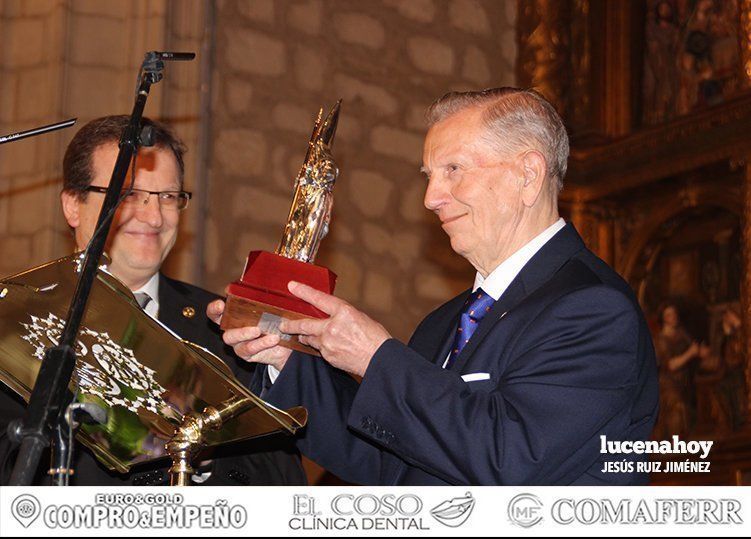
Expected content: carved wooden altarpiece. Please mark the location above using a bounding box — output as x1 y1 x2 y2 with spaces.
518 0 751 484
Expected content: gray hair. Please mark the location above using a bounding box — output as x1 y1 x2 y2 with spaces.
426 88 569 193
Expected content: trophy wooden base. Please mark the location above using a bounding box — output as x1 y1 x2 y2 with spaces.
221 251 337 356
223 294 324 355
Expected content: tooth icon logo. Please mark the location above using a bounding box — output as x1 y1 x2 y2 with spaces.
11 494 41 528
430 492 476 528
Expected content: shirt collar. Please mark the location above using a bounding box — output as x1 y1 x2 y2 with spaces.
473 218 566 300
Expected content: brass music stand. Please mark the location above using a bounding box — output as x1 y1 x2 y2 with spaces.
0 254 307 485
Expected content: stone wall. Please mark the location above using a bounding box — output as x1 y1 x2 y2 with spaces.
0 0 207 282
1 0 517 339
206 0 517 342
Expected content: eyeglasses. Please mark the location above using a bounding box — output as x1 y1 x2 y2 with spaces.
85 186 192 211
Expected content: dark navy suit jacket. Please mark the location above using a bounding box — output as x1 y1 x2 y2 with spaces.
261 223 659 485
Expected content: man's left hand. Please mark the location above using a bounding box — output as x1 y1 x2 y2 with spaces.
279 281 391 377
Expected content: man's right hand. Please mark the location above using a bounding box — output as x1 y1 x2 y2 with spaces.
207 299 293 371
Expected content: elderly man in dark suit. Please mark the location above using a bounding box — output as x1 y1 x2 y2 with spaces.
209 88 659 485
0 115 305 486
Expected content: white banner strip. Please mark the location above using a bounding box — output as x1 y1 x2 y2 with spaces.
0 486 749 537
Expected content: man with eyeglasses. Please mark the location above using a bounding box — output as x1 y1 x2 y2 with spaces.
0 115 306 486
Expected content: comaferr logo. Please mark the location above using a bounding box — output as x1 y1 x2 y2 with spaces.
551 498 743 525
508 493 544 528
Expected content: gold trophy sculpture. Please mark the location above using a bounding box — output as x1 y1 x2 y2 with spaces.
221 101 342 355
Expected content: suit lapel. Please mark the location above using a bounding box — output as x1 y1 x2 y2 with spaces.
446 223 587 372
157 273 198 339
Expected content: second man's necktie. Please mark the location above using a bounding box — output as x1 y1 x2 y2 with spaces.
445 288 495 369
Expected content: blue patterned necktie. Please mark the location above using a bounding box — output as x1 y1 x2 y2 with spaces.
445 287 495 369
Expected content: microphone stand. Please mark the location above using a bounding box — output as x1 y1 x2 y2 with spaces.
8 51 193 486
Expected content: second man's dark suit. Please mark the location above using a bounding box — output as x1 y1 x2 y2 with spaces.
259 223 659 485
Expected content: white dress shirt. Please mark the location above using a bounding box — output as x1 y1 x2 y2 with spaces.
472 218 566 301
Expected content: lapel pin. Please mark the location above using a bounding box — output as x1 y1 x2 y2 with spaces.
182 306 196 319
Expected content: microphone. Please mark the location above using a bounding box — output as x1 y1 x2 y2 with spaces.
138 52 195 87
0 118 76 145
